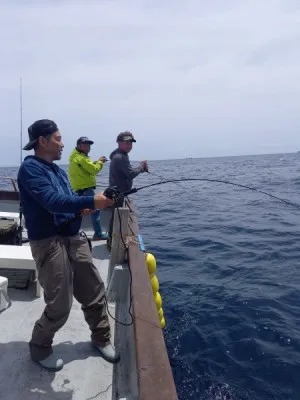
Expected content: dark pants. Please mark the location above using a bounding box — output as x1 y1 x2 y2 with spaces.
76 187 104 237
107 196 138 246
29 234 110 361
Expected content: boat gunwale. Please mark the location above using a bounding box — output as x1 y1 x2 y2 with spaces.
126 203 178 400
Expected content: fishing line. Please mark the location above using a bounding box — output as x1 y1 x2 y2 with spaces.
146 170 165 181
146 170 207 200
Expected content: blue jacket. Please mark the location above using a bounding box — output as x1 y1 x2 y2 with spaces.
17 156 95 240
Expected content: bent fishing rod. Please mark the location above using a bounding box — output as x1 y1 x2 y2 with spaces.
102 176 300 211
100 173 299 326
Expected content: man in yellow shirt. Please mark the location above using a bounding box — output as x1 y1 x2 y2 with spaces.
69 137 108 240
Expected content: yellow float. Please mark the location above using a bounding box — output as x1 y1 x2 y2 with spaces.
150 275 159 294
145 252 166 329
145 252 156 277
154 291 162 310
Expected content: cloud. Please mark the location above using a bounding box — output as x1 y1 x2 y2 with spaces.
0 0 300 165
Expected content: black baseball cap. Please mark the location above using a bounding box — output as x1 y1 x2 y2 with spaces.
77 136 94 145
23 119 58 151
116 131 136 143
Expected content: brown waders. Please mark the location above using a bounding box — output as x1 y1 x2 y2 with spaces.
29 234 110 362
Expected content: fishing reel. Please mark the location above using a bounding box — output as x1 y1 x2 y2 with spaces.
103 186 138 200
103 186 121 200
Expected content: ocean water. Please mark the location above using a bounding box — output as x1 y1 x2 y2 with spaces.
1 153 300 400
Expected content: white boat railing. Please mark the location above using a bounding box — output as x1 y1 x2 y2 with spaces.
0 177 18 192
0 177 109 193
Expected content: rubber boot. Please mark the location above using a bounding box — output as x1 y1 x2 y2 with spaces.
36 352 64 372
92 342 120 364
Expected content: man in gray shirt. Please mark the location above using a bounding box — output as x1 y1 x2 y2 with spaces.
107 131 147 249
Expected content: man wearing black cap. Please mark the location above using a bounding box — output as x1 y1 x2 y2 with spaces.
69 136 108 240
107 130 148 249
17 119 120 372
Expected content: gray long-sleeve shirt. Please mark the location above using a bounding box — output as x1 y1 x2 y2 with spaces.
109 148 142 193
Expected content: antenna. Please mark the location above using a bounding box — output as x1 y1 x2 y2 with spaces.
18 77 25 246
20 77 23 165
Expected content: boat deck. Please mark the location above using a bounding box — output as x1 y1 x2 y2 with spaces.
0 233 117 400
0 196 179 400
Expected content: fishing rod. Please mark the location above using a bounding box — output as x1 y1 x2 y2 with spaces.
19 77 23 165
103 176 300 210
102 171 299 327
18 77 28 246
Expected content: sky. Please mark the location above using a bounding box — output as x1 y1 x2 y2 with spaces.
0 0 300 166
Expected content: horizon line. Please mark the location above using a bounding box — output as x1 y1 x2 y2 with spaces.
0 150 297 169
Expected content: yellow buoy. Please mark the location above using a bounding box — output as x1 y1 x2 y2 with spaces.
151 275 159 294
160 317 166 329
155 291 162 310
145 253 156 276
158 307 164 319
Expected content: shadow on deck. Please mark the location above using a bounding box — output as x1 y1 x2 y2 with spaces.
0 339 74 400
0 339 113 400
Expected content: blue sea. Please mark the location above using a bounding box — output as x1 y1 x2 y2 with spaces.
1 153 300 400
